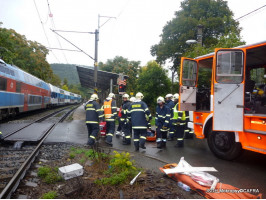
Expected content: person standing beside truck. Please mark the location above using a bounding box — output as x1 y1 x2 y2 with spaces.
155 96 170 148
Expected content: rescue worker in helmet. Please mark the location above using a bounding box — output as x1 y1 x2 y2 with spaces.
121 93 131 145
128 96 136 135
128 92 152 151
171 93 187 147
102 93 117 146
85 94 104 147
155 96 170 148
165 94 175 140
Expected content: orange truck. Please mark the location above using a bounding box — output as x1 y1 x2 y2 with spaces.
179 41 266 160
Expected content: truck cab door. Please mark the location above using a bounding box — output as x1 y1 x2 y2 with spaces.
179 57 198 111
213 49 245 131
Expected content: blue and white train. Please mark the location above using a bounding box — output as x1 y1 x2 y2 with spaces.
0 59 81 120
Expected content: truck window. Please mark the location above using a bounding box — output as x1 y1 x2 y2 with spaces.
182 59 197 87
216 50 243 84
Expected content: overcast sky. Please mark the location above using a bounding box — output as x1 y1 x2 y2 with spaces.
0 0 266 68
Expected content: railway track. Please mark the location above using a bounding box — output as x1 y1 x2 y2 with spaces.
0 105 79 199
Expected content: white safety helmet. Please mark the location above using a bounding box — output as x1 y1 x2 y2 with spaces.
130 97 136 102
165 93 173 99
90 94 99 100
157 96 165 103
173 93 179 100
108 93 115 98
122 93 129 99
136 92 144 100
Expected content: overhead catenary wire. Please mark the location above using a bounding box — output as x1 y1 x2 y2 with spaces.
47 47 82 52
51 29 95 61
47 0 69 64
33 0 60 63
235 4 266 21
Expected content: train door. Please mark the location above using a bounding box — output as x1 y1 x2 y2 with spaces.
23 84 28 111
179 57 198 111
213 49 245 131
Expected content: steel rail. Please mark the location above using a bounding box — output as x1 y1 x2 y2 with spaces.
2 105 75 140
0 105 79 199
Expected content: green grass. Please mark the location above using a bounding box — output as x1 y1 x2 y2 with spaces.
38 166 63 184
41 191 58 199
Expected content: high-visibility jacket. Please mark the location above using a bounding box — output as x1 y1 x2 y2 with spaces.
121 100 131 123
102 99 117 121
155 105 170 128
85 100 103 124
172 103 186 125
128 100 152 129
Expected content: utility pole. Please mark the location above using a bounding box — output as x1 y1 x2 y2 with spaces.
95 14 116 94
197 24 204 47
94 29 99 93
50 14 115 95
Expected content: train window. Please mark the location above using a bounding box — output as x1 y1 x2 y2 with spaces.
16 82 21 93
0 77 7 91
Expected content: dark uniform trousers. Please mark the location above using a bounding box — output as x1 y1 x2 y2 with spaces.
86 123 99 145
168 122 176 139
133 129 147 148
175 123 185 147
156 127 168 144
122 122 131 144
106 121 115 143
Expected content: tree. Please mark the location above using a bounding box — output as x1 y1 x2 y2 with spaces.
137 61 171 113
0 23 60 83
99 56 140 94
182 33 245 89
63 78 68 86
62 84 69 91
150 0 242 71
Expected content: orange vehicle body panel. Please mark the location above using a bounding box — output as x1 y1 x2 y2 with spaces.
181 42 266 155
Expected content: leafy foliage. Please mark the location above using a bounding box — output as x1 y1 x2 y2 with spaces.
99 56 140 94
151 0 243 71
95 151 139 185
0 24 58 83
137 61 171 113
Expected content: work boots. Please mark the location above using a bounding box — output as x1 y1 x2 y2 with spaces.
175 140 184 148
162 141 166 148
157 141 162 149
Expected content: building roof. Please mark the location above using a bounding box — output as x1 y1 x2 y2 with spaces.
76 65 127 90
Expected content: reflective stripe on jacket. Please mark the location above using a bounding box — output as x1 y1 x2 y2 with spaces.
121 101 131 122
172 103 186 125
85 100 103 124
155 105 170 128
128 100 152 129
102 99 117 121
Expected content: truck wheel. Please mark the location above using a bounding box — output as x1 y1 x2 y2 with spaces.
207 131 242 160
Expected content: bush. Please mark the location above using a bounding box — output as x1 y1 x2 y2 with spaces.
95 151 139 185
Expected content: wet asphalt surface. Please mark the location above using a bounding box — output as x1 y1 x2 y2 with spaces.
46 106 266 196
